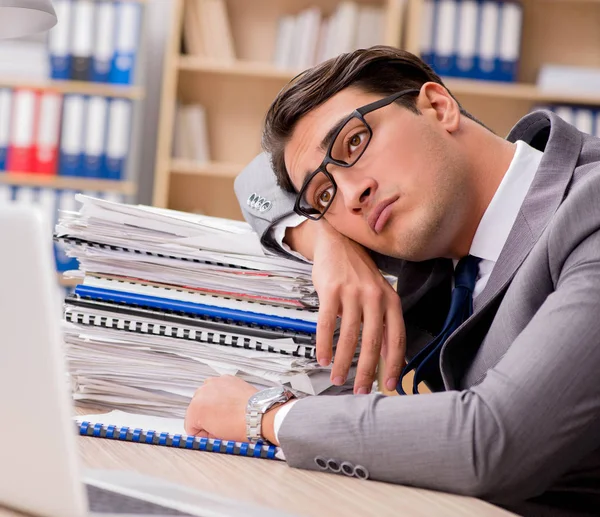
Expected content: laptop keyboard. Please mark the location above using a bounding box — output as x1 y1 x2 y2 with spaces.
86 483 195 515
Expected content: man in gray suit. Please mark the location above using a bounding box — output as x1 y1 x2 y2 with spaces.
184 47 600 516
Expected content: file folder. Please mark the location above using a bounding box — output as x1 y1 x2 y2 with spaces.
105 99 132 180
91 1 117 83
110 2 142 85
59 95 86 177
6 89 38 173
83 96 109 178
48 0 73 80
497 0 522 82
34 91 62 175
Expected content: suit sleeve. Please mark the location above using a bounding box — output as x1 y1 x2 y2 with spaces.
278 224 600 504
233 153 299 257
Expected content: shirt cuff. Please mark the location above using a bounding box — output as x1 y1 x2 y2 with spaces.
270 214 312 263
273 399 298 444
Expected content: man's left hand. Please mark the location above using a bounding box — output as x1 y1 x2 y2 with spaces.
184 375 259 442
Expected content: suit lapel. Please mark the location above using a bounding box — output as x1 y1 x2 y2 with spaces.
440 111 583 389
474 112 582 312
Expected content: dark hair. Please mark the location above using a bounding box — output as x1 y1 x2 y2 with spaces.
262 45 485 193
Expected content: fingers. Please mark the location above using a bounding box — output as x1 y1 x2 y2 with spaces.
316 294 340 367
184 386 207 435
330 297 361 386
353 293 384 394
184 403 201 435
381 299 406 392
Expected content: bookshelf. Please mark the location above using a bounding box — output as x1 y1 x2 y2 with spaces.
0 78 144 99
153 0 600 220
0 173 136 194
0 0 149 294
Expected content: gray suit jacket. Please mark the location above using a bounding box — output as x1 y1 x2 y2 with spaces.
233 111 600 517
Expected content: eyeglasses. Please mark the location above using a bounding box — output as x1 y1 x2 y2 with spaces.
293 89 420 220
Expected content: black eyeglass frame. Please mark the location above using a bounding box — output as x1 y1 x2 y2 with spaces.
293 88 420 220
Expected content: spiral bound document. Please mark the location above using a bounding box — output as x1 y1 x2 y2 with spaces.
65 295 319 346
74 284 318 333
64 306 318 359
75 410 283 461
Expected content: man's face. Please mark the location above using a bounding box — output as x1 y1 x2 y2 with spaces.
284 85 473 261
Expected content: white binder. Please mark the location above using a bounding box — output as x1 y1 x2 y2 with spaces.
83 96 109 178
91 1 117 82
456 0 479 77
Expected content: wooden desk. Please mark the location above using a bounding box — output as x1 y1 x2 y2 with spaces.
0 408 516 517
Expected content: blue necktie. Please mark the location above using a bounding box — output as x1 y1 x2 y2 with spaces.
397 255 481 395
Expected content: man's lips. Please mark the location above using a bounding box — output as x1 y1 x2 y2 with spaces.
368 196 399 233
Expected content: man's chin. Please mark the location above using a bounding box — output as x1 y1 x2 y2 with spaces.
371 238 439 262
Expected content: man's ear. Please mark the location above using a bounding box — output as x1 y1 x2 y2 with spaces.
417 82 461 133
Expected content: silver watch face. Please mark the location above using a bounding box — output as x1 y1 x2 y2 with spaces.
248 387 294 413
250 387 285 407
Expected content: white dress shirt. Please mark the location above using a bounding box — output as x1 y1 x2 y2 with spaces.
271 140 544 444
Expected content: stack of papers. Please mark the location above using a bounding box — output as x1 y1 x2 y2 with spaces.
56 195 356 418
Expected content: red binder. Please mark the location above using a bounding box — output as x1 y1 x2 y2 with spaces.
33 91 62 175
6 88 39 173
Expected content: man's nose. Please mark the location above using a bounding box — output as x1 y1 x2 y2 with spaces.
337 174 377 214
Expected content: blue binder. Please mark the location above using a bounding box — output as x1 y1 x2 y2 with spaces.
47 0 72 80
432 0 458 77
110 2 141 85
54 190 80 272
91 1 117 83
454 0 480 79
82 97 109 178
475 0 501 81
496 0 522 82
104 99 132 180
74 285 318 333
59 95 87 177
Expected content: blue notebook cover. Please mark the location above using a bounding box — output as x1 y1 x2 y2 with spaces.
74 285 318 333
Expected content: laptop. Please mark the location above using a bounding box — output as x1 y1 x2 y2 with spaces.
0 206 294 517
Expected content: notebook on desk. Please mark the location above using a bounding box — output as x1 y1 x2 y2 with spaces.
75 410 283 461
0 205 294 517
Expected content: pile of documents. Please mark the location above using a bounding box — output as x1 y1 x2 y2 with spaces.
55 195 355 418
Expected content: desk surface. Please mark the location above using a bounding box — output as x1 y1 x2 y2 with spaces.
0 408 516 517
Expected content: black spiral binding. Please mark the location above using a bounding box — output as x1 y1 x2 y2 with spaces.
65 309 317 359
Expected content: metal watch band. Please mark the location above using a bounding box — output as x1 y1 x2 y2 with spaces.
245 407 262 443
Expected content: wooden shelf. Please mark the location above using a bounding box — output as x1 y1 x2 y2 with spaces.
445 78 600 106
0 78 145 99
178 56 297 81
179 57 600 106
0 173 136 194
170 159 243 178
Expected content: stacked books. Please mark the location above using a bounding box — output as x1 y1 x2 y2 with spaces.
172 103 210 164
182 0 236 62
273 2 390 71
55 195 356 418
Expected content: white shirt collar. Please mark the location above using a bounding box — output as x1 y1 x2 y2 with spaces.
469 140 543 263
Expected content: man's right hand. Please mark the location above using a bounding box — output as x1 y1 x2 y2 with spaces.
285 220 406 395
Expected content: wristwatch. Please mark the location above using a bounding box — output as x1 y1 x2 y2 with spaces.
246 386 296 443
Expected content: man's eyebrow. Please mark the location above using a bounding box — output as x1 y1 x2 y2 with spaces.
319 115 350 153
295 113 352 190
